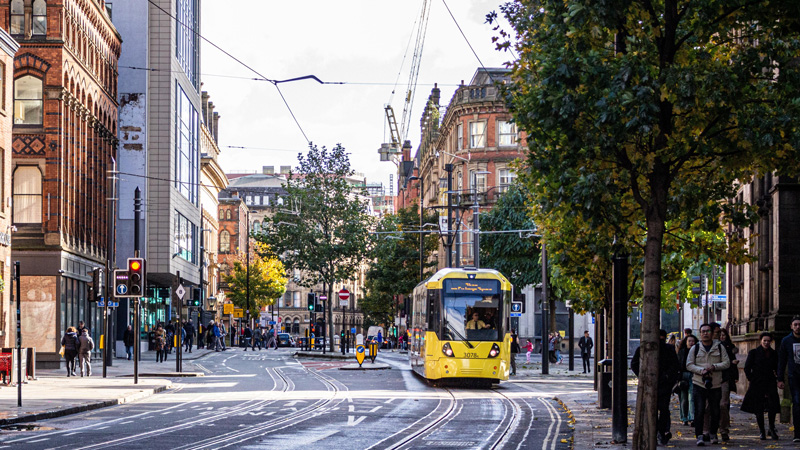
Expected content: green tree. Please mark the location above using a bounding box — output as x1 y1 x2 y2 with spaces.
493 1 800 447
362 204 438 327
222 244 287 320
260 143 373 352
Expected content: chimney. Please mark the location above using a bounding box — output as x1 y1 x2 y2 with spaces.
208 102 216 134
280 165 291 174
263 166 274 175
201 92 209 123
213 112 220 142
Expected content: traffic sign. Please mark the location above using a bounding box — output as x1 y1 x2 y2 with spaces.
338 289 350 301
710 294 727 302
223 303 234 315
319 295 327 301
114 269 129 298
510 302 523 313
234 308 244 318
510 312 522 317
98 300 119 308
356 345 366 367
175 284 186 300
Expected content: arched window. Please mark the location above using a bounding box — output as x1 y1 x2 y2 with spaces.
277 197 284 206
32 0 47 35
226 210 231 220
292 319 300 334
14 76 43 125
10 0 24 35
13 166 42 223
219 230 230 253
219 208 224 219
252 220 260 233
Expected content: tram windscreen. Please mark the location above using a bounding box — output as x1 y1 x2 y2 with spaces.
442 279 502 342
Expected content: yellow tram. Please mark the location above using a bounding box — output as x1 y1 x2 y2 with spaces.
408 267 513 384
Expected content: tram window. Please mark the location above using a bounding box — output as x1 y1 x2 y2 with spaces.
443 294 501 342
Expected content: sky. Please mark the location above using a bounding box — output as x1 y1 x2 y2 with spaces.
200 1 514 190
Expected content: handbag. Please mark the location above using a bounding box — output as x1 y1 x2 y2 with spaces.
59 345 65 357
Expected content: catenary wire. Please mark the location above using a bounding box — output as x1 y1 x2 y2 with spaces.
440 0 495 82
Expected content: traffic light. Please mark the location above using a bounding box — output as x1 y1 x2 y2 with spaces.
187 287 201 307
691 275 707 296
127 258 145 297
87 268 103 302
315 301 324 314
307 292 315 311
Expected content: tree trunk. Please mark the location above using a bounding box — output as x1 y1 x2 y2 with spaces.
632 211 666 449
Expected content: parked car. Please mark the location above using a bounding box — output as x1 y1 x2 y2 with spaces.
277 333 295 347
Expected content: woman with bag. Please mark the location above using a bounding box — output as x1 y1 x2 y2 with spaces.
60 326 79 377
676 334 697 426
155 325 167 363
741 332 780 440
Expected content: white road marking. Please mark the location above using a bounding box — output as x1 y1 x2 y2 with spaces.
347 415 367 426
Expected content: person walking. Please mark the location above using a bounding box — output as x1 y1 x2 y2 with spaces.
687 323 731 446
254 326 263 350
377 330 383 351
525 339 533 363
77 328 94 377
61 326 79 377
742 332 780 440
155 325 167 363
123 325 135 361
578 331 594 374
677 334 698 426
718 328 739 442
219 322 227 350
243 324 252 351
184 320 195 353
777 315 800 443
547 333 556 364
631 329 680 445
212 321 222 351
510 329 520 375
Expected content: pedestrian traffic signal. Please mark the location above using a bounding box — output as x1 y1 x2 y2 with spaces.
127 258 145 297
315 301 324 313
87 267 103 301
307 292 315 311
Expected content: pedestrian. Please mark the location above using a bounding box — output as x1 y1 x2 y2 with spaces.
243 324 252 351
685 327 694 338
677 334 698 426
510 329 520 376
547 333 556 363
741 332 780 440
555 333 563 364
254 326 263 350
77 320 87 336
219 322 227 350
631 329 680 445
184 320 195 353
78 328 94 376
525 339 533 363
687 323 731 446
777 315 800 443
155 325 167 363
377 330 383 351
718 328 739 442
212 321 222 351
61 326 79 377
578 330 593 373
668 334 677 348
123 324 135 360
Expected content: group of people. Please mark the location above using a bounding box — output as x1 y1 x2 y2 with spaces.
60 321 94 377
631 318 800 447
242 324 279 350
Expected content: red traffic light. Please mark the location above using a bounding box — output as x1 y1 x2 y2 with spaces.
130 260 141 271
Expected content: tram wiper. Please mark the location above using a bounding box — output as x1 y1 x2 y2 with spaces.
444 321 474 349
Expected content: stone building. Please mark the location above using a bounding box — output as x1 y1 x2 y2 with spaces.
0 28 18 349
2 0 120 367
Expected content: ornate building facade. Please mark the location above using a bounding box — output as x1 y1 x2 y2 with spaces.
0 27 18 349
2 0 120 367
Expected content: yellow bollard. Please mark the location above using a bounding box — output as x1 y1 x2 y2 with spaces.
100 335 104 350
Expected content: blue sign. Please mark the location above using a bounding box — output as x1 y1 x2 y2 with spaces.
510 312 522 317
97 301 119 308
268 321 276 325
592 316 595 324
116 284 128 295
511 302 523 313
351 327 356 333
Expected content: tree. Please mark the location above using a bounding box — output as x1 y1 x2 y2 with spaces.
260 143 373 352
362 204 438 328
222 244 287 320
493 1 800 447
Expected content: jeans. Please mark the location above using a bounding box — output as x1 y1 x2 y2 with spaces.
184 337 193 352
693 384 721 438
510 353 517 374
79 352 91 376
125 345 133 360
679 381 694 423
719 381 732 435
789 377 800 438
657 392 671 436
214 336 222 351
582 354 591 373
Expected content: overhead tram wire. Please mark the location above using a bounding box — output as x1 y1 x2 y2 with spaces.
145 0 311 144
440 0 495 83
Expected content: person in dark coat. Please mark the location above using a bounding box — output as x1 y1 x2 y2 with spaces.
578 331 594 374
123 325 135 360
742 332 780 440
509 329 520 375
676 334 698 425
631 329 680 445
61 327 80 377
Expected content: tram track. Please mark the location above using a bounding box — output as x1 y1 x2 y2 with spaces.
487 387 523 450
366 386 458 450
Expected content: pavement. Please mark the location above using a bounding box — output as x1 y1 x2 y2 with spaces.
512 354 796 448
0 347 215 426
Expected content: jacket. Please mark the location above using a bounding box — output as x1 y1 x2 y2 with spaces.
579 336 593 355
686 340 731 389
777 333 800 380
213 325 221 337
123 328 135 347
720 339 740 390
630 341 680 396
741 345 780 414
61 331 79 352
78 334 95 354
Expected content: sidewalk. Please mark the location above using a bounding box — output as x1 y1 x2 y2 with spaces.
512 355 795 448
0 347 215 426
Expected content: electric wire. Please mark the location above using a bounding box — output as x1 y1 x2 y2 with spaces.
145 0 310 143
440 0 495 82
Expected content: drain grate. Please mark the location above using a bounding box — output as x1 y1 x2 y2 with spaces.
423 440 477 447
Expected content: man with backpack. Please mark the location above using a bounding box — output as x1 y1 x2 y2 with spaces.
631 329 680 445
687 323 731 446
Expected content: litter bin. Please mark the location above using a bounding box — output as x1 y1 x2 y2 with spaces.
598 358 612 409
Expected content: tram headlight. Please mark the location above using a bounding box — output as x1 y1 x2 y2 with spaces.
442 342 454 357
488 343 501 358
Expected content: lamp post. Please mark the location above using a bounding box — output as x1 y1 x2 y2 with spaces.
471 171 490 268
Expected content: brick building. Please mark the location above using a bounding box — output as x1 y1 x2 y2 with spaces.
2 0 120 367
0 28 18 349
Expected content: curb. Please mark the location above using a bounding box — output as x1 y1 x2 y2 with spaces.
0 382 172 426
338 363 391 371
118 373 204 378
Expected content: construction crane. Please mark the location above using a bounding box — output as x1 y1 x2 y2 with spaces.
378 0 431 163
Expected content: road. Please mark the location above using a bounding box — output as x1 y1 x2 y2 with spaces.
0 349 574 449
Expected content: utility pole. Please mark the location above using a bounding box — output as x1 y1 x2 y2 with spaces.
611 250 629 444
245 210 251 328
13 261 21 407
104 157 117 377
541 241 549 375
176 270 182 373
133 187 141 385
445 164 454 268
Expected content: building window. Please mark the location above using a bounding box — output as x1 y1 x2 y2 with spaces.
498 121 517 146
293 291 300 308
497 168 517 192
10 0 24 35
174 212 197 263
252 220 260 233
264 196 270 206
457 123 463 150
176 0 199 87
277 197 284 206
0 62 5 111
12 166 42 223
32 0 47 35
14 76 43 125
469 122 486 148
226 210 231 220
469 170 487 193
219 230 230 253
219 208 224 219
175 84 198 203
